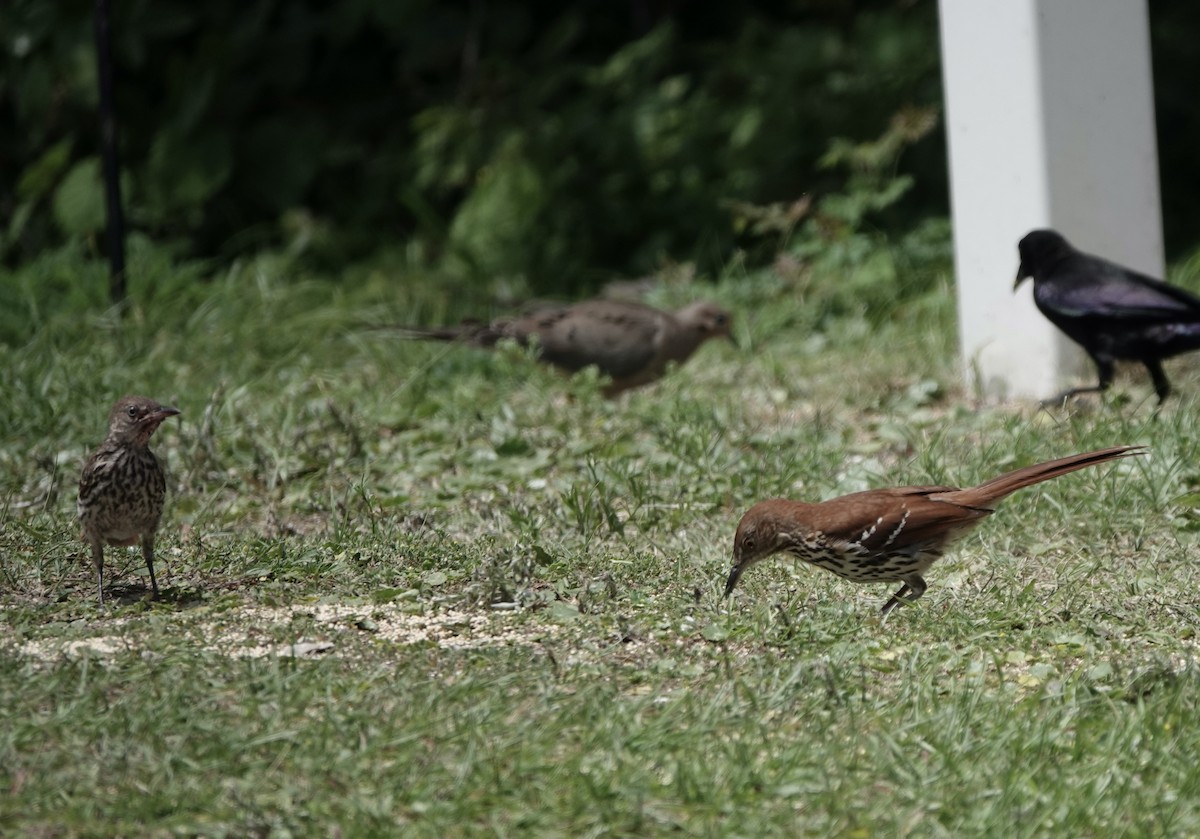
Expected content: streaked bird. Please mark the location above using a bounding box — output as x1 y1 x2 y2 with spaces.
78 395 180 606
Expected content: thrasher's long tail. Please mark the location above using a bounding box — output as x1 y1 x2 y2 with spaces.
950 445 1146 507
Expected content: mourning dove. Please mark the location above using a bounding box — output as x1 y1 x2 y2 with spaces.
395 299 733 395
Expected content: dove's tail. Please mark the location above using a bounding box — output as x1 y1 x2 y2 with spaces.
370 320 504 347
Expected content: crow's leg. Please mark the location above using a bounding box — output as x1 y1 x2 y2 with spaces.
1145 359 1172 405
1041 358 1113 407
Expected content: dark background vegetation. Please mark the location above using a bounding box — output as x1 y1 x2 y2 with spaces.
2 0 1198 297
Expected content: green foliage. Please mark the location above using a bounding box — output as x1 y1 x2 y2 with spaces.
1151 2 1200 258
728 106 953 325
51 156 106 236
2 1 949 293
6 0 1200 294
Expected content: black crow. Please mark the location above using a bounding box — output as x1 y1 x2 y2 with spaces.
1015 228 1200 404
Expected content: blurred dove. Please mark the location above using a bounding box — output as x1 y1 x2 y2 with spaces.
393 299 733 395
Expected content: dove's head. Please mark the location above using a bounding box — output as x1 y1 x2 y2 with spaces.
676 301 733 344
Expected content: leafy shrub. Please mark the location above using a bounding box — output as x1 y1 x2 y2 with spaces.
5 1 1197 293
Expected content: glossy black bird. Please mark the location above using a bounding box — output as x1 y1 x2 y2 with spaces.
1016 229 1200 404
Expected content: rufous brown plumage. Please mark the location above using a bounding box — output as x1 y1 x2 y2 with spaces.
725 446 1145 616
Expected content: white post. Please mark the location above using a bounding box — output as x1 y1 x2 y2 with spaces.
939 0 1164 401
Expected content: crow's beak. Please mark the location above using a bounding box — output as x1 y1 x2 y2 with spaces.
1014 262 1030 291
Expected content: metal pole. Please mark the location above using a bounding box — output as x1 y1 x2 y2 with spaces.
93 0 127 306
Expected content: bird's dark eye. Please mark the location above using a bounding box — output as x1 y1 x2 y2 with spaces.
714 314 727 326
741 535 756 554
126 405 139 417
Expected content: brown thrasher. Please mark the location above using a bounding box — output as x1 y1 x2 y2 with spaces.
78 395 180 606
724 446 1144 615
389 298 733 395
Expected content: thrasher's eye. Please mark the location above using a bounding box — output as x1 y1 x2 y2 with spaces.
127 405 139 417
741 535 756 554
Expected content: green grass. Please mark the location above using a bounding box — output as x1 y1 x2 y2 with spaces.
3 240 1200 836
